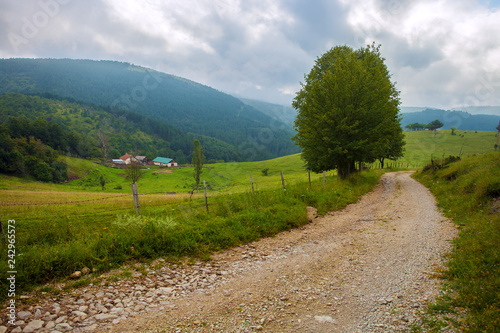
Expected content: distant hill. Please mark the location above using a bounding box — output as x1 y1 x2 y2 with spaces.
400 106 429 113
239 98 297 127
0 58 299 161
401 108 500 131
451 106 500 116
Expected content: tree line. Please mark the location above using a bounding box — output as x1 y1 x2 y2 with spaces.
0 118 71 182
404 120 444 131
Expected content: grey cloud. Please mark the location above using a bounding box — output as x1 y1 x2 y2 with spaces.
281 0 354 53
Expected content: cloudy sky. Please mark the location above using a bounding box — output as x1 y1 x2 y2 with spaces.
1 0 500 109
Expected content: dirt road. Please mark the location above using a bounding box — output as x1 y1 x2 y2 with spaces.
107 171 457 332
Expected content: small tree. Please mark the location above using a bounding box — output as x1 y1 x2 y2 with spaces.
427 120 444 138
450 126 457 135
125 161 143 184
100 175 106 190
192 140 205 192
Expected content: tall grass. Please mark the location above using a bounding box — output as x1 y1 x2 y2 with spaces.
414 152 500 332
0 170 382 299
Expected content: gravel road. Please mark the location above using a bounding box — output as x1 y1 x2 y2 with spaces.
106 171 458 332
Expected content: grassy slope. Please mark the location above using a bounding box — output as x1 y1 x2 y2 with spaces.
394 130 497 167
414 153 500 332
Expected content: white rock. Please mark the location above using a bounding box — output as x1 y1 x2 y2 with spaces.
55 322 73 331
17 311 31 320
22 320 44 332
70 271 82 279
314 315 335 323
79 305 89 312
95 313 118 321
73 310 87 317
55 315 67 323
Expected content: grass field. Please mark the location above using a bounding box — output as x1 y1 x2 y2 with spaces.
398 130 497 168
0 129 498 303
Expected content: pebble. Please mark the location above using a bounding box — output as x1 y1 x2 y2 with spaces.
20 320 43 333
0 261 237 332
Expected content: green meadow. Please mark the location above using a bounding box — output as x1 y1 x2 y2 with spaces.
0 129 498 315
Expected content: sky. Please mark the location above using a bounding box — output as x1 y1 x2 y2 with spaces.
1 0 500 110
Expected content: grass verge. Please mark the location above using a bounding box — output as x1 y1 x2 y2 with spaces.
413 152 500 332
0 170 382 300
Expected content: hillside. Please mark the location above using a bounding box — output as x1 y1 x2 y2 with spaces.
401 108 500 131
0 58 299 161
0 93 240 163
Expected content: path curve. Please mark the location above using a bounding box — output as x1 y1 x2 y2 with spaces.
107 171 458 332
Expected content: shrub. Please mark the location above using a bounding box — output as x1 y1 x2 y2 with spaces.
51 161 68 183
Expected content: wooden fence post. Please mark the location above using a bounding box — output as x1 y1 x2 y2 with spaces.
249 173 254 194
308 170 311 188
0 215 5 244
131 183 140 215
203 180 209 213
323 171 326 188
280 170 286 194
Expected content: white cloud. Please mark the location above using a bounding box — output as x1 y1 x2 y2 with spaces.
0 0 499 108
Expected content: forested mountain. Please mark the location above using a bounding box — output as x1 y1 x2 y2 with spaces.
0 93 240 164
401 108 500 131
0 58 299 160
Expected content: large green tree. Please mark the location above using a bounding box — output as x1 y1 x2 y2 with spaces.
292 43 404 178
426 119 444 138
192 139 205 192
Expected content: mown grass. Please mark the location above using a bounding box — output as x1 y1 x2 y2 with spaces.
414 152 500 332
0 169 382 300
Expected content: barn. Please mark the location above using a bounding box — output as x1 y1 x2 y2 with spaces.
153 157 178 167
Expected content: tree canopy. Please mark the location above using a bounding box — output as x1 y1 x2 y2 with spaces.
292 43 404 178
427 119 444 138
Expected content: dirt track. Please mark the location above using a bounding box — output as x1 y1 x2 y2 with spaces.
107 171 457 332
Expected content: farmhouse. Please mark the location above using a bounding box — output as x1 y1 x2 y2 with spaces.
119 154 137 165
135 156 151 165
153 157 178 167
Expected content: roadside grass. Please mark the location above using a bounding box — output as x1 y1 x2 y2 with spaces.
0 169 382 300
414 152 500 332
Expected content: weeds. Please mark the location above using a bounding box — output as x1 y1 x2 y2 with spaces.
414 152 500 332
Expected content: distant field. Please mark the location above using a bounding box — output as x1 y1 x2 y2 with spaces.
396 130 497 168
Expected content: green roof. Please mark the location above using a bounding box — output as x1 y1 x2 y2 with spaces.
153 157 173 164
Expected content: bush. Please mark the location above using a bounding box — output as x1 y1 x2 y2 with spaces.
27 158 54 182
422 155 461 172
51 161 68 183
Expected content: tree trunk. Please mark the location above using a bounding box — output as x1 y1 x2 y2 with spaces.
337 160 355 179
